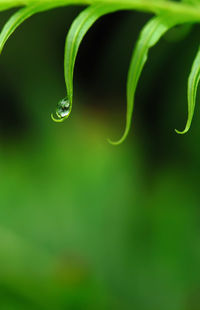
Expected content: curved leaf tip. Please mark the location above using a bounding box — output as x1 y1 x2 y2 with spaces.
51 113 66 123
175 46 200 135
64 3 130 124
0 3 56 54
175 127 189 135
109 16 176 144
108 129 129 146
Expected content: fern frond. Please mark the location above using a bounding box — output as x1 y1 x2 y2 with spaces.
1 0 200 143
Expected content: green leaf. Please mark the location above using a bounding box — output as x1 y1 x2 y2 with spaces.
64 3 130 109
109 16 176 145
176 46 200 134
0 2 67 54
0 4 39 54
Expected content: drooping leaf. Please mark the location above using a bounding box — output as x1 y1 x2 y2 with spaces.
0 2 69 54
109 16 176 145
176 46 200 134
0 4 41 54
64 3 129 107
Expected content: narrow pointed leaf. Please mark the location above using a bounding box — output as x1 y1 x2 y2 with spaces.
0 2 66 54
176 47 200 134
64 3 129 107
109 16 176 145
0 4 40 54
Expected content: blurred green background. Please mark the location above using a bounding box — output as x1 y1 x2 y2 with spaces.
1 6 200 310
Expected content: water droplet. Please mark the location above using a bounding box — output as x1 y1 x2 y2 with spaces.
51 97 71 122
56 97 71 118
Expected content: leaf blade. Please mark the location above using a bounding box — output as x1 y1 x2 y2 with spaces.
109 16 176 145
0 5 34 54
176 47 200 134
64 3 127 106
0 2 69 54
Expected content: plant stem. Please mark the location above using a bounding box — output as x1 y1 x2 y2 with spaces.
1 0 200 22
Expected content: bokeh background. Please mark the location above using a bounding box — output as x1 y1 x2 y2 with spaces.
1 5 200 310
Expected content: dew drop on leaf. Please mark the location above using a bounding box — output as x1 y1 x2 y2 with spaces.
51 97 71 122
56 97 71 118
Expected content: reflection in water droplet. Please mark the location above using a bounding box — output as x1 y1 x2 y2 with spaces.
56 97 70 118
51 97 71 122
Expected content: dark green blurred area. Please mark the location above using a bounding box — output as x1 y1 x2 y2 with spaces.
1 6 200 310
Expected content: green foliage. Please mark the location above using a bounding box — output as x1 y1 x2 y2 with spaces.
1 0 200 143
64 3 127 107
109 16 176 145
176 47 200 134
0 4 41 53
